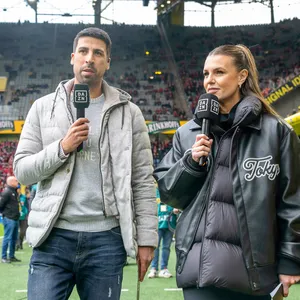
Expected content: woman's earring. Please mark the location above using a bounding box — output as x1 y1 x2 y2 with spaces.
239 83 242 89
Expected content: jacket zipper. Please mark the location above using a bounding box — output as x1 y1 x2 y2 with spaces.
230 126 258 290
98 102 126 217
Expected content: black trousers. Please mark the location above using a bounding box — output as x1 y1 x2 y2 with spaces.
183 287 271 300
17 219 28 248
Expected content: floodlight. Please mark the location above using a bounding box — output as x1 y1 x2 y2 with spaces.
25 0 38 10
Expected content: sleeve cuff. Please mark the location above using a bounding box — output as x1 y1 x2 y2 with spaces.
185 154 208 172
58 141 70 160
278 256 300 275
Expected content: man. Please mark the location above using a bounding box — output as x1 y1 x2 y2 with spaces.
0 176 21 263
14 27 157 300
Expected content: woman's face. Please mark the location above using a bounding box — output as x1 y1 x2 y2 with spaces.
203 54 244 111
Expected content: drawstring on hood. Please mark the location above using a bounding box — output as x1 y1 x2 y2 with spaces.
122 105 125 129
50 79 75 124
50 88 60 119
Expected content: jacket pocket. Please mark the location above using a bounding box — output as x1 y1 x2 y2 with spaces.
176 242 202 288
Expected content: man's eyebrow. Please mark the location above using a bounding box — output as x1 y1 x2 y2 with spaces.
78 47 104 53
94 48 104 53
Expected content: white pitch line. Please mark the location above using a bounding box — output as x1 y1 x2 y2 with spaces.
15 289 130 293
16 288 180 293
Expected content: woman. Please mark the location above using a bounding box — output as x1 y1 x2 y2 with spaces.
154 44 300 300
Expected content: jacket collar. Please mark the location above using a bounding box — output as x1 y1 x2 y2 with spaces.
190 96 263 131
7 185 17 193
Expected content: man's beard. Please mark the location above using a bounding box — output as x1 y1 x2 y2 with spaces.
79 73 101 87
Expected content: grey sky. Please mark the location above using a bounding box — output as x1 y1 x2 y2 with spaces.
0 0 299 26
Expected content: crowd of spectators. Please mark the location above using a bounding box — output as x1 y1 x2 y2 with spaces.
0 140 18 192
151 137 173 167
160 18 300 113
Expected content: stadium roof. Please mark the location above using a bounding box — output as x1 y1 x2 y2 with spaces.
157 0 275 26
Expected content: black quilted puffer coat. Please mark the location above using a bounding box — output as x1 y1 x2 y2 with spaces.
154 96 300 296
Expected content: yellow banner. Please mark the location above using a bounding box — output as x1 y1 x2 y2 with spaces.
266 74 300 104
0 120 24 134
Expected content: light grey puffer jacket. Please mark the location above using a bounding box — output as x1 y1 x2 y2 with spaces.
13 79 158 258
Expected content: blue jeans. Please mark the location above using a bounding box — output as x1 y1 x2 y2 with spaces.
151 227 173 270
1 217 19 259
28 227 127 300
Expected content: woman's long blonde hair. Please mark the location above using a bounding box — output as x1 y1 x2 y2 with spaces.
208 44 278 116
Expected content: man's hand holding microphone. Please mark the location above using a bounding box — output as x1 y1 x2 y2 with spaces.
61 83 91 155
61 118 90 155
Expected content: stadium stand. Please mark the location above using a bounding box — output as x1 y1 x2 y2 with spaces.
0 19 299 120
0 19 299 190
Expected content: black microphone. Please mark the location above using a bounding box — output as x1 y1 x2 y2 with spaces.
73 83 90 152
194 93 219 166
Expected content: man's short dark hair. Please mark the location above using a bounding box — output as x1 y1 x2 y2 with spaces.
73 27 112 58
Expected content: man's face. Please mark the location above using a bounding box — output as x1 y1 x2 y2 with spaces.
71 36 110 87
10 177 19 188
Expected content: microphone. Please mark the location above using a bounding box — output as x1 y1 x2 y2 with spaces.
194 93 219 166
73 83 90 152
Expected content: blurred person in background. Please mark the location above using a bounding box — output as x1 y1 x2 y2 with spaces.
154 44 300 300
27 183 37 212
0 176 21 263
14 27 157 300
148 186 179 279
16 188 29 250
